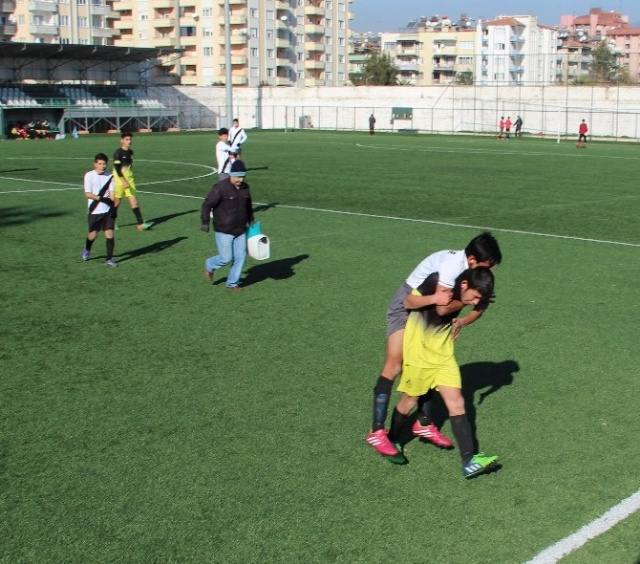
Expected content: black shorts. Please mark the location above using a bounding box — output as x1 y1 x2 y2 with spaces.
88 212 115 232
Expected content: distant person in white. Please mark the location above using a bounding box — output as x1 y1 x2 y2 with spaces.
228 118 248 157
215 127 233 180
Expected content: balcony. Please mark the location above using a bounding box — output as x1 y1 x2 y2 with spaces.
1 0 16 10
113 18 133 30
305 5 324 16
276 1 290 8
180 74 199 85
510 35 525 44
275 77 292 86
509 65 524 73
152 36 176 48
179 35 198 47
91 27 114 38
232 75 248 85
151 0 173 7
153 75 180 85
92 4 116 16
305 59 324 70
276 57 292 65
0 23 16 34
180 56 198 66
231 55 247 65
29 24 59 35
218 0 246 4
29 0 57 12
153 17 176 28
229 14 247 25
218 34 247 45
112 0 133 10
304 40 324 51
397 62 419 71
304 78 325 87
305 23 324 34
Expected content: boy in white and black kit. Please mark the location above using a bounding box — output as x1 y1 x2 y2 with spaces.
82 153 117 266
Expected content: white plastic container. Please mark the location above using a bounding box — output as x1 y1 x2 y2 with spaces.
247 234 270 260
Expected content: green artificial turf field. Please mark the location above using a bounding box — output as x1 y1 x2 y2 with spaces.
1 130 639 564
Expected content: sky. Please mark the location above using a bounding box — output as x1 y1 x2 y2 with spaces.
350 1 640 32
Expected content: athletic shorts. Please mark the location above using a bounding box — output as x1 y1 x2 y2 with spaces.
88 211 115 232
114 167 136 198
396 360 461 397
385 282 412 337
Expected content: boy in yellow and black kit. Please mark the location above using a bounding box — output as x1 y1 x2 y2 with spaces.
387 267 500 478
113 132 152 231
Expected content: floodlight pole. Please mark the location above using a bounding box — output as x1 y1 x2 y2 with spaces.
224 0 233 127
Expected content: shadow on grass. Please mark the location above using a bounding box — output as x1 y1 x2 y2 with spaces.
0 205 68 227
247 166 269 172
212 253 309 287
252 202 279 213
147 209 197 228
116 236 188 263
0 168 39 174
401 359 520 453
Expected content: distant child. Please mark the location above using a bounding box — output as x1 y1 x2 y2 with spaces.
387 267 500 478
82 153 117 266
215 127 233 180
497 116 505 140
577 119 588 148
505 116 512 139
228 118 248 157
113 132 152 231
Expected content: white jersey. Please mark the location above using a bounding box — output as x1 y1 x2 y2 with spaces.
405 249 469 290
228 126 247 152
84 170 114 215
216 140 233 174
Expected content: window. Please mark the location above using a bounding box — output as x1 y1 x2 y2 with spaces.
267 68 274 77
251 67 259 77
202 7 212 17
326 1 332 8
266 29 273 39
59 15 69 26
338 54 344 63
250 27 258 37
326 53 331 63
266 10 274 20
78 16 88 27
326 71 332 81
267 49 274 58
339 37 344 46
250 48 258 57
338 20 344 29
326 18 331 27
77 0 86 4
92 16 102 28
203 46 213 56
459 41 473 49
140 13 148 20
60 37 70 44
326 36 332 45
297 52 303 61
339 72 345 81
458 56 473 65
250 8 258 18
203 27 212 36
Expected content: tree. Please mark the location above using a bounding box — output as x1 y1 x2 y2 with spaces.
360 53 399 86
456 71 474 85
590 41 620 84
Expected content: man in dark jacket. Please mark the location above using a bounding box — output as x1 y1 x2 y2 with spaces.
201 160 254 291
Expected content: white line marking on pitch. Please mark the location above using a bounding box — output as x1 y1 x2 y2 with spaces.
2 182 639 248
523 489 640 563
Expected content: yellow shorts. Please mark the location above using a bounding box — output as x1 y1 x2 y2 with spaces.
114 168 136 198
396 361 461 397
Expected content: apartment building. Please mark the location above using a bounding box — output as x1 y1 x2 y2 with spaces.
380 17 475 86
6 0 117 45
476 16 557 86
110 0 353 87
606 28 640 83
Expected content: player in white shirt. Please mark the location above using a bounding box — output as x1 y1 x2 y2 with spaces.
366 232 502 458
228 118 248 156
81 153 117 266
215 127 234 180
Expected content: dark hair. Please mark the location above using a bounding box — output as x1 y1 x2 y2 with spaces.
94 153 108 163
120 131 132 139
456 267 495 304
218 127 229 135
465 231 502 266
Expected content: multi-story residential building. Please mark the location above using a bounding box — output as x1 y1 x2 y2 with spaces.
555 38 592 83
606 28 640 83
560 7 628 39
380 16 475 86
1 0 353 87
7 0 117 45
109 0 353 87
476 15 557 86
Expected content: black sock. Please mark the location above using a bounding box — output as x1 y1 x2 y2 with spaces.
371 375 393 431
106 237 114 260
388 408 408 443
417 389 434 426
450 414 474 464
132 207 144 225
85 238 95 251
